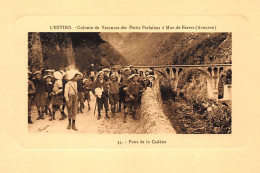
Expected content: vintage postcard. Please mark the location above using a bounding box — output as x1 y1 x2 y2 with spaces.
1 3 259 171
12 16 249 149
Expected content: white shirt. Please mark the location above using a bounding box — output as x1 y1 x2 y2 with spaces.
64 81 77 101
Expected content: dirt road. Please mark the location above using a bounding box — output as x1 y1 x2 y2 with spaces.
28 93 143 134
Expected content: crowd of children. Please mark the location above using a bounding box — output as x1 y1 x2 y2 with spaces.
28 65 156 130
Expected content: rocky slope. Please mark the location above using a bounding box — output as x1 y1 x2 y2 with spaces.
101 32 232 65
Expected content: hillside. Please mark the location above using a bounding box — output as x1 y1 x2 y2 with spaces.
100 32 232 65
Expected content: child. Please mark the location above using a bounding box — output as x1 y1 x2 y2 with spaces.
92 71 109 120
108 74 120 117
33 71 47 120
118 68 131 113
64 70 80 131
28 71 36 124
51 71 66 121
124 74 143 123
83 78 92 111
76 72 84 113
44 75 54 119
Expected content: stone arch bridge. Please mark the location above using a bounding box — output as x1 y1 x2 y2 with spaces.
128 64 232 100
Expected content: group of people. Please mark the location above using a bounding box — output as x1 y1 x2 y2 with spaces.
28 64 156 131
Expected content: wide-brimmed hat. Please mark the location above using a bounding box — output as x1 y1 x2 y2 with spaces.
45 69 54 74
96 71 104 77
83 78 89 83
34 71 41 75
102 68 110 72
66 69 79 80
110 73 117 77
43 75 53 79
123 68 130 72
53 71 64 80
76 72 83 77
128 74 139 79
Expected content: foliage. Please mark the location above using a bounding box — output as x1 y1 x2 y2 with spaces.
160 75 232 134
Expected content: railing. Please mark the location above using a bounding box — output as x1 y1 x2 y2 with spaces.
125 64 232 68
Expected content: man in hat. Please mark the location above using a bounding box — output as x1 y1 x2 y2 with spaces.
129 65 135 75
51 71 67 121
118 68 131 112
44 75 54 119
62 73 69 115
33 71 47 120
92 71 109 119
108 73 120 117
64 70 80 131
76 72 84 113
28 71 36 124
83 78 92 111
124 74 143 123
102 68 110 82
42 69 55 115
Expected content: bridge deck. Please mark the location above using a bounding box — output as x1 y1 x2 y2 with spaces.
125 64 232 68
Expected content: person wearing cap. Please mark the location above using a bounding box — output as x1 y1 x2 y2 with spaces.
51 71 67 121
44 75 54 119
147 75 155 87
138 69 146 89
92 71 109 119
108 73 120 117
76 72 84 113
102 68 110 82
124 74 144 123
42 69 54 115
118 68 131 113
33 71 48 120
62 73 69 114
129 65 135 75
64 70 80 131
28 71 36 124
83 78 92 111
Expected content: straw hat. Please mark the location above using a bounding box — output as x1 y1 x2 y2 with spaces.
102 68 110 72
96 71 104 77
66 69 79 80
53 71 64 80
123 68 130 72
110 73 117 77
83 78 89 83
128 74 139 79
43 75 53 79
45 69 53 73
34 71 41 75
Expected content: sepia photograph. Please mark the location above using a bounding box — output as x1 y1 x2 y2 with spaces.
28 32 232 134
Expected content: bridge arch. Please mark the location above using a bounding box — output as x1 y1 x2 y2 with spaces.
175 68 215 99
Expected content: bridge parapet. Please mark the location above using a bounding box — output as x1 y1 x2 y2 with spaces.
131 64 232 100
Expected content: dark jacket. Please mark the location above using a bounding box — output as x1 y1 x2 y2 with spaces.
92 79 108 95
77 79 83 92
33 78 47 94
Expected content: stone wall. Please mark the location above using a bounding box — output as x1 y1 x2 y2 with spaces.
141 77 176 134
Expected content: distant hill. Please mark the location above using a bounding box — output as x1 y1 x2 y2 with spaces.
100 32 232 65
